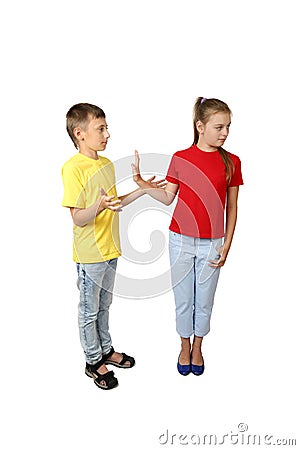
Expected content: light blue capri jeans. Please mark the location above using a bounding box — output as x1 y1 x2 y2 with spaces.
169 231 222 338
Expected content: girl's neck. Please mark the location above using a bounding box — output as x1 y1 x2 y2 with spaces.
196 140 218 153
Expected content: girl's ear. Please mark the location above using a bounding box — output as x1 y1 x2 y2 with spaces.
196 120 204 134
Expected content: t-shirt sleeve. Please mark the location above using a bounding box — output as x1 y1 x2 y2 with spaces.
229 156 244 187
61 164 86 208
166 154 179 184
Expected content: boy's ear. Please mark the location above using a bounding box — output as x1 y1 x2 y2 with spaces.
73 127 84 141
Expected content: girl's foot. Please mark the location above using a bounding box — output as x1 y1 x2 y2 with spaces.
178 348 191 365
191 349 204 366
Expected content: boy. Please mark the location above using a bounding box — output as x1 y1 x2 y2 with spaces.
62 103 152 390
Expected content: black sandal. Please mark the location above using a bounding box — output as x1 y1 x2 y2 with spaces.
104 346 135 369
94 371 118 390
85 358 118 390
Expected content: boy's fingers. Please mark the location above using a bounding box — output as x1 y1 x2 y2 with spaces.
110 204 123 211
104 196 115 202
146 176 155 182
108 199 122 206
99 187 107 196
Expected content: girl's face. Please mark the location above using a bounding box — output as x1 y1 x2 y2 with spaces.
197 112 231 151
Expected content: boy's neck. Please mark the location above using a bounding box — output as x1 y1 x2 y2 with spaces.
79 148 99 160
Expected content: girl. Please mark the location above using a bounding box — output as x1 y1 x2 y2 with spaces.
132 97 243 376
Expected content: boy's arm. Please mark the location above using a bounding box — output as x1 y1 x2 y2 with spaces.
70 188 122 227
131 150 178 205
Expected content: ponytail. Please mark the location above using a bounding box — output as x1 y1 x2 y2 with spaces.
193 97 234 184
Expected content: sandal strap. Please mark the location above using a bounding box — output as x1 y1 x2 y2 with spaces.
89 347 115 371
103 346 115 361
95 370 117 389
119 353 134 366
90 356 106 372
97 370 115 380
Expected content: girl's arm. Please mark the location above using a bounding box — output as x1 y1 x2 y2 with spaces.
132 150 179 205
119 177 167 206
210 186 240 268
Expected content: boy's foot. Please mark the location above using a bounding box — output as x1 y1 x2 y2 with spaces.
85 360 118 390
104 347 135 368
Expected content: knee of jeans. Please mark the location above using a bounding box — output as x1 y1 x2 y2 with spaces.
99 291 113 309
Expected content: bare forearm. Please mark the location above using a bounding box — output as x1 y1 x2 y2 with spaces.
224 204 238 252
72 201 102 227
71 189 121 227
119 188 145 206
136 179 174 205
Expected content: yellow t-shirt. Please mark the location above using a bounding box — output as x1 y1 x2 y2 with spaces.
61 153 121 263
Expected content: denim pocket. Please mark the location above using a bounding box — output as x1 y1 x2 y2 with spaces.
169 231 184 264
198 239 222 284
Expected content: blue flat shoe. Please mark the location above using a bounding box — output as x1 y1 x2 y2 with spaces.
177 361 191 375
177 352 191 376
191 362 205 376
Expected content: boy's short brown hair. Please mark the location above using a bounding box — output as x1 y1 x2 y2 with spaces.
66 103 106 148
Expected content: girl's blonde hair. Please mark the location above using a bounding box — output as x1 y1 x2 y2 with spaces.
193 97 234 184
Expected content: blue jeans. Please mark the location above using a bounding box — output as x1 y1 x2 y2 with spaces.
76 259 117 365
169 231 221 338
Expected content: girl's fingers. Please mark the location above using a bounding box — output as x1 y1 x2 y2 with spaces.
131 163 138 175
134 150 140 167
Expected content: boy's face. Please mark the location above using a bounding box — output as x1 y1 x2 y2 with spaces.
75 116 110 157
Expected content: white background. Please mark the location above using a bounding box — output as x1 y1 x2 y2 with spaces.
1 0 299 448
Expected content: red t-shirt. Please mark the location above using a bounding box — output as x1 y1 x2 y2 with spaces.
166 145 244 238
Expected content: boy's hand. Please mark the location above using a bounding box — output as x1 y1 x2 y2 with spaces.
98 188 123 213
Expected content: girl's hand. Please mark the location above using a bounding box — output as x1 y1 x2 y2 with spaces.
98 188 123 213
131 150 142 183
146 176 168 190
209 245 229 268
131 150 167 190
